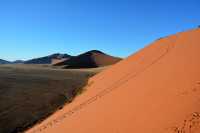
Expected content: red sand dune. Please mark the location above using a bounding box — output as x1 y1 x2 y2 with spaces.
53 50 122 68
27 28 200 133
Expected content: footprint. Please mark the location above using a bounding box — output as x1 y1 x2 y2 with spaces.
192 87 197 92
180 91 189 95
167 112 200 133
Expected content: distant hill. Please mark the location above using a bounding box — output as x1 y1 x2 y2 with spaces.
0 59 11 64
12 60 24 64
54 50 122 68
24 53 71 64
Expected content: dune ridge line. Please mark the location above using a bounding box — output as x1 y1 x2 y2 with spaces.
29 35 178 133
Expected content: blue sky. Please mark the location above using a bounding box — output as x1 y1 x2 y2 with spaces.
0 0 199 61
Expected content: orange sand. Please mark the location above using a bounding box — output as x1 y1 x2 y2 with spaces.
27 28 200 133
51 58 69 65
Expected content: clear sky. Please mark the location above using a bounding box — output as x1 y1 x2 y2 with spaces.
0 0 199 61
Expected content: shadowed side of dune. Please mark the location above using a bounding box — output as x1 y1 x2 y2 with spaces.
54 50 122 68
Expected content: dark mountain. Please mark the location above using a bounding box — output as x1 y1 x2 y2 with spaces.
0 59 11 64
54 50 122 68
24 53 71 64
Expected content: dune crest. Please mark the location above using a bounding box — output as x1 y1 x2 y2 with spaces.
27 28 200 133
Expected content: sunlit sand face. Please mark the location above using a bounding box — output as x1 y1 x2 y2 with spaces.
27 29 200 133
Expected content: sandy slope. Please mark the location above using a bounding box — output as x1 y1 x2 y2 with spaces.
27 28 200 133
